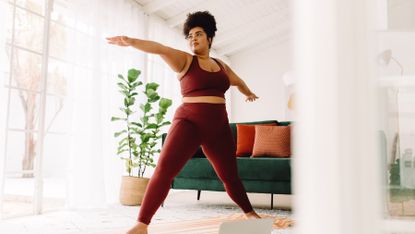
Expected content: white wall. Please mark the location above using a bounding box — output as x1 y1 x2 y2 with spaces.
377 31 415 76
228 40 293 122
388 0 415 31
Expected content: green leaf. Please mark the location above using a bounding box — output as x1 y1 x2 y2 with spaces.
117 74 125 81
146 88 156 97
117 146 130 154
146 82 159 91
149 95 160 103
159 98 172 108
114 130 127 137
144 116 149 123
120 137 129 145
155 113 162 123
130 128 141 134
117 149 129 155
159 108 167 115
119 90 129 97
161 121 171 126
128 69 141 83
111 117 126 121
131 122 142 128
117 142 129 151
129 127 138 133
117 82 128 91
130 139 137 146
144 103 151 112
130 83 139 90
124 97 135 107
124 108 132 115
145 89 159 101
145 123 158 129
132 81 143 88
141 134 151 143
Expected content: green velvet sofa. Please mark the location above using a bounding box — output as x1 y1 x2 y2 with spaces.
162 120 292 209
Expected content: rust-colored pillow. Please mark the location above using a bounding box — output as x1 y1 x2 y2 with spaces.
251 125 291 157
236 123 277 157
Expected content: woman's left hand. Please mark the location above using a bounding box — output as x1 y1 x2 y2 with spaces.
245 93 259 102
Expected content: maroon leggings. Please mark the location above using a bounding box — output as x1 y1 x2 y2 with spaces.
137 103 253 225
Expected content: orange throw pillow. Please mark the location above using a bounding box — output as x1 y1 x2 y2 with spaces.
252 125 291 157
236 123 277 157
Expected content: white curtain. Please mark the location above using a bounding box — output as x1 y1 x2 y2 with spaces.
63 0 147 208
147 15 188 112
64 0 202 208
0 0 233 210
0 1 9 187
145 16 188 169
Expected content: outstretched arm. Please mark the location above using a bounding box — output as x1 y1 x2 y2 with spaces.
106 36 191 73
216 60 259 102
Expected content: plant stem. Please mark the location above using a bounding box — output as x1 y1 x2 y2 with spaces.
127 116 132 177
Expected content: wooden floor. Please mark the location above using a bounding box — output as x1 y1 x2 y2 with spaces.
149 213 294 234
150 216 224 234
66 213 294 234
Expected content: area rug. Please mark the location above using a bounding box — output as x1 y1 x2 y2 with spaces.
149 213 294 234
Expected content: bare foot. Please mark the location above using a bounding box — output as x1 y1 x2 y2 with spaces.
126 222 148 234
245 210 261 219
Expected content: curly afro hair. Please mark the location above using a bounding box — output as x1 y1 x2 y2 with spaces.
183 11 217 48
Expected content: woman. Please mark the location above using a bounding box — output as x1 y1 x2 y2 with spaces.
107 11 260 234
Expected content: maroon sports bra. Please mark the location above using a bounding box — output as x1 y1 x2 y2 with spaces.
180 56 230 98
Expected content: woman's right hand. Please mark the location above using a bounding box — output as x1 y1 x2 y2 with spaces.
106 36 133 47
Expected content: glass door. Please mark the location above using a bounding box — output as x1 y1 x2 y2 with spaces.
0 0 69 218
377 0 415 231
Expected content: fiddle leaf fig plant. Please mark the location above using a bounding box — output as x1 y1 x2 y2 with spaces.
111 68 172 177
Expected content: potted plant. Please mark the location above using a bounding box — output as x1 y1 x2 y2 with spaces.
111 68 172 205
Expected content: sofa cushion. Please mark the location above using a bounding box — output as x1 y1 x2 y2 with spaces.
175 157 291 181
229 120 279 144
236 123 277 157
252 125 291 157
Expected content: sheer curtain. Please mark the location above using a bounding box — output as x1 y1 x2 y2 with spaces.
0 1 8 185
0 0 232 210
144 17 188 177
62 0 147 208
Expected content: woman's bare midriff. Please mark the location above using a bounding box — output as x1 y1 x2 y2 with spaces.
182 96 225 104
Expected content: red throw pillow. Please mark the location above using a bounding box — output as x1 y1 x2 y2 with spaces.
236 123 277 157
251 125 291 157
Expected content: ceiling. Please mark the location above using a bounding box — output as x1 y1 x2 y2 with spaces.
133 0 290 57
